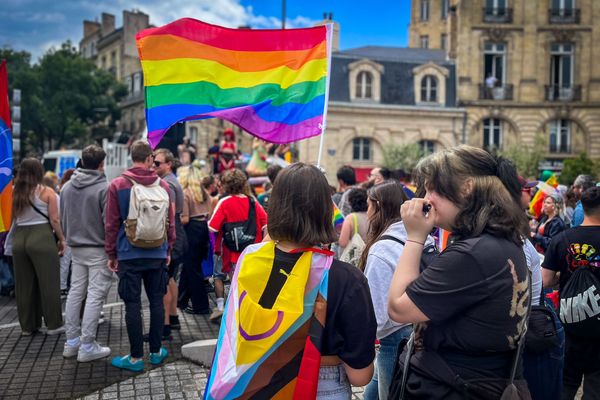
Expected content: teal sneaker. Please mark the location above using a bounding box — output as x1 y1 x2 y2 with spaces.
111 355 144 372
149 347 168 365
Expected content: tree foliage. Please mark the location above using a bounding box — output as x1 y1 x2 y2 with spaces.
498 134 547 178
1 42 126 155
382 143 424 173
559 153 600 185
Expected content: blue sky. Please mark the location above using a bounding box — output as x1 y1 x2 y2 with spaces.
0 0 411 63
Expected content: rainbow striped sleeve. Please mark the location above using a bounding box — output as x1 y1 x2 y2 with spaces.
136 18 332 148
0 60 13 232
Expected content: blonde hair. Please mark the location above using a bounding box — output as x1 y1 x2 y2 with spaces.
178 160 208 203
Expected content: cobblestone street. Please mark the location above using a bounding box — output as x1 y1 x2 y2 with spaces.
0 283 365 399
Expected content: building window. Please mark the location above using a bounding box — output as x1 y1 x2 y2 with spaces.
419 140 436 155
420 35 429 49
550 43 573 89
552 0 575 14
549 119 571 153
421 75 438 102
420 0 430 21
110 51 116 68
101 56 106 70
441 0 449 19
352 138 371 161
484 43 506 87
441 33 448 50
125 76 133 95
133 72 142 94
485 0 507 14
483 118 502 150
189 127 199 144
356 71 373 99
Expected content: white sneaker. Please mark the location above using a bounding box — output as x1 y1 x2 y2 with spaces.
77 342 111 363
209 308 224 321
63 341 80 358
46 326 65 336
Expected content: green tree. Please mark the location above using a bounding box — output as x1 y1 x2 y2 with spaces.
559 153 600 185
382 143 424 173
498 134 547 178
1 42 127 154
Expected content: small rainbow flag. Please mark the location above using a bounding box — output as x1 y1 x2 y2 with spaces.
332 201 344 232
0 59 13 233
529 174 558 218
136 19 332 148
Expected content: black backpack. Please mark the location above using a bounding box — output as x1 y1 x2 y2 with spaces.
558 265 600 338
378 235 439 272
222 197 257 253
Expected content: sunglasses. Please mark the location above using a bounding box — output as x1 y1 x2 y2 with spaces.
153 160 166 167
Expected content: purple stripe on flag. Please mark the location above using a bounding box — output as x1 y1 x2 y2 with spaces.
147 107 323 148
237 290 285 341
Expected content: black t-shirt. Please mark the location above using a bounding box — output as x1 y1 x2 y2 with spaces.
542 226 600 291
272 248 377 369
406 234 529 366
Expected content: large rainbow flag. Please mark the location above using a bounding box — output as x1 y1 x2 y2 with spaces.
0 60 13 233
136 19 332 148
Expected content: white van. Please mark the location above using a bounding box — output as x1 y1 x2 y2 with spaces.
42 150 81 178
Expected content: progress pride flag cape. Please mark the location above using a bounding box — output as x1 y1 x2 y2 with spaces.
0 60 12 232
136 19 332 148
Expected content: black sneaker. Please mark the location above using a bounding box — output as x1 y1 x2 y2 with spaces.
183 306 211 315
169 316 181 330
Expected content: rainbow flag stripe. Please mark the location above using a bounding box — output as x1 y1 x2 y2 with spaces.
332 201 344 232
0 60 13 233
136 19 332 148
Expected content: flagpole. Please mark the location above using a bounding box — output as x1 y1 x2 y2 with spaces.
317 23 333 168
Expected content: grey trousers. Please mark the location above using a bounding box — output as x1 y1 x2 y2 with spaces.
64 247 113 343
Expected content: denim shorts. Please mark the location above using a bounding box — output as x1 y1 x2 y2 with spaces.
317 365 351 400
213 255 235 281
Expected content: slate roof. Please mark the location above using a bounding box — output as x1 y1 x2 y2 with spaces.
329 46 457 107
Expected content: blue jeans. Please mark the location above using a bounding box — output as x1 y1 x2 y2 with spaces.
317 365 351 400
523 295 565 400
364 325 413 400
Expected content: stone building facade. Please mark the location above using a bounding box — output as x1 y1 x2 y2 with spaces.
79 10 150 140
409 0 600 171
299 46 465 181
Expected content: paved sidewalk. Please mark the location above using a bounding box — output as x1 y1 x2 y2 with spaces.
0 283 220 400
0 285 366 399
79 361 365 400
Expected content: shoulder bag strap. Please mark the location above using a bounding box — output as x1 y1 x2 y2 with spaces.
29 200 50 222
399 332 415 400
352 213 358 236
379 235 406 246
507 271 532 385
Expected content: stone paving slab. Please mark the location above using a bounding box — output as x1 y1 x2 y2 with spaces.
78 360 366 400
0 284 220 399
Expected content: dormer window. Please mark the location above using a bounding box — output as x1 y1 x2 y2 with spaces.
348 59 384 103
421 75 438 102
356 71 373 99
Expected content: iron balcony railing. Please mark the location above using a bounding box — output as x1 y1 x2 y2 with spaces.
545 85 581 101
479 84 514 100
548 8 580 24
549 143 572 154
483 7 513 23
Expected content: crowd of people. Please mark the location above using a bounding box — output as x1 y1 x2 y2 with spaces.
1 138 599 400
